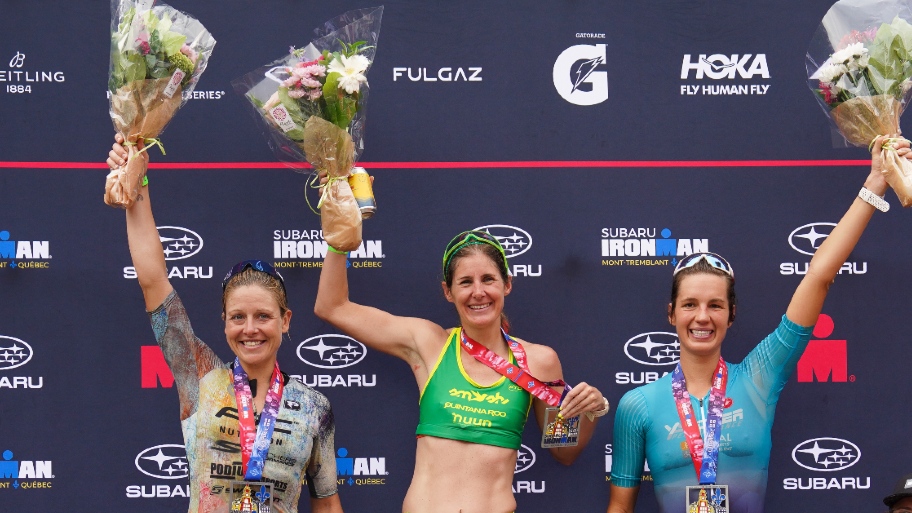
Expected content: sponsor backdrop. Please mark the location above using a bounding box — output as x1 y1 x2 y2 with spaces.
1 0 910 511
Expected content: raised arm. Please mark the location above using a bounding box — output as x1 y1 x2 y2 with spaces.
314 250 446 368
785 136 902 326
108 135 172 310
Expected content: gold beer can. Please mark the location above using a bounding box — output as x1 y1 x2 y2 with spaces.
347 167 376 219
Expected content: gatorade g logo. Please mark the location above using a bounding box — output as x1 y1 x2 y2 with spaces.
553 44 608 105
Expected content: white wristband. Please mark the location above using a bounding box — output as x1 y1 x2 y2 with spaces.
858 187 889 212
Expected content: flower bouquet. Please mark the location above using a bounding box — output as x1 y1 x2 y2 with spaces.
233 6 383 251
105 0 215 208
807 0 912 206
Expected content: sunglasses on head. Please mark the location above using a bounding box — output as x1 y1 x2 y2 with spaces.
442 231 508 280
673 252 734 279
222 260 286 294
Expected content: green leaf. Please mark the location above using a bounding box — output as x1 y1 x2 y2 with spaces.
276 87 307 141
891 16 912 56
142 10 159 31
157 13 172 33
322 72 343 127
118 7 136 33
160 31 187 56
123 52 146 83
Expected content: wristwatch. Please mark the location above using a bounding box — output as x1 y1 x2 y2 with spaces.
858 187 889 212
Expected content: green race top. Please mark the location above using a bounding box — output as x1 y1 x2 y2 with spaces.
416 328 533 449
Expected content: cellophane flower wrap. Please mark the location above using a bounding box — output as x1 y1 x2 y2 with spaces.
106 0 215 208
233 6 383 251
807 0 912 206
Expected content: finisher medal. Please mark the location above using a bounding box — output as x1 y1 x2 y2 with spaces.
540 407 579 448
686 485 728 513
229 481 274 513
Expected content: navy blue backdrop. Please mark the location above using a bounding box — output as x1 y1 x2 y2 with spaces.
1 1 911 512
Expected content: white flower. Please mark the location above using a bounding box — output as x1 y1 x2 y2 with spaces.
831 42 869 69
816 63 846 84
327 54 371 94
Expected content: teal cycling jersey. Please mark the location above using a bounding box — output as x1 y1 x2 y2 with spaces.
611 315 813 513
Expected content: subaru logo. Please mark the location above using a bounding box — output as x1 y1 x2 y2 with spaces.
0 335 33 370
788 223 836 256
514 444 536 474
157 226 204 261
474 224 532 258
624 332 680 366
135 444 189 479
791 437 861 472
297 335 367 369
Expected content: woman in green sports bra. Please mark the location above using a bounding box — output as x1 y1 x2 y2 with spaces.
315 229 608 513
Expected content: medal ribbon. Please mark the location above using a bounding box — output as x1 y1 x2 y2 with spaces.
232 358 284 481
671 357 727 484
458 328 565 406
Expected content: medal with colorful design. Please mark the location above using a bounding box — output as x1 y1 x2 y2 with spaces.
229 481 273 513
686 484 728 513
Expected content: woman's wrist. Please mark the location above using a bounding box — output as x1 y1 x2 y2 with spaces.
862 173 888 197
585 396 611 422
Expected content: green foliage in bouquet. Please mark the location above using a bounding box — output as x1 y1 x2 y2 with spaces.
867 17 912 97
258 40 372 142
814 17 912 109
109 7 193 91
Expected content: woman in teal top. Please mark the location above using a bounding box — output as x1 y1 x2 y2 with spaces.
316 230 609 513
607 137 907 513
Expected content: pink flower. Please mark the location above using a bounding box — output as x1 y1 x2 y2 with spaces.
820 82 834 104
306 89 323 100
837 28 877 50
138 40 151 55
180 44 199 65
287 89 306 99
303 64 326 77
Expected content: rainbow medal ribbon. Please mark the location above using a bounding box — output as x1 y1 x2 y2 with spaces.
229 358 283 513
673 358 729 513
540 384 580 448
